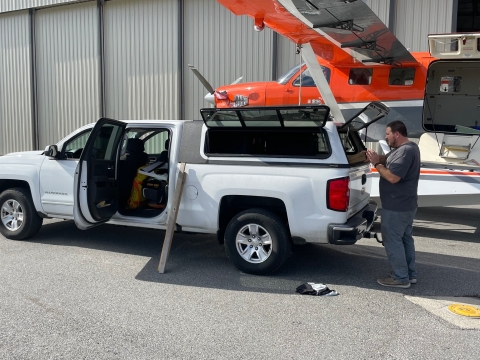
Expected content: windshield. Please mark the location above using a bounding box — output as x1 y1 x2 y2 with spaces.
277 64 302 84
278 63 331 85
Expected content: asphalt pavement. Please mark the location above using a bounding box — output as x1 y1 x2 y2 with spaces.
1 205 479 359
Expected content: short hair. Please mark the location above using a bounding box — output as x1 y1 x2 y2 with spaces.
387 120 408 137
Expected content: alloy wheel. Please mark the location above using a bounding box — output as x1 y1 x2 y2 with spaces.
1 199 24 231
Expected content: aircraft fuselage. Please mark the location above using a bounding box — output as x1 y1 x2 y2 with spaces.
212 52 434 140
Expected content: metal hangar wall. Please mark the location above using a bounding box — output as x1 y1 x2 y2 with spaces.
0 0 457 155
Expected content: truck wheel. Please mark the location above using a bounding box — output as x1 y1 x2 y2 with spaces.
0 188 43 240
224 208 291 275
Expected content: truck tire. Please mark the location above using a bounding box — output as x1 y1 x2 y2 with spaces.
0 188 43 240
224 208 291 275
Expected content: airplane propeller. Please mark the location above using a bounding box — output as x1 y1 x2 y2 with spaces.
188 64 242 104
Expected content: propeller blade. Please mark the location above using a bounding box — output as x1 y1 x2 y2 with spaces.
188 64 215 94
230 76 243 85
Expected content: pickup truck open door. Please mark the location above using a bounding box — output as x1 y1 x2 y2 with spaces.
74 118 126 230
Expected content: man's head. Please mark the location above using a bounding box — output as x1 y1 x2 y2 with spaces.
385 120 408 148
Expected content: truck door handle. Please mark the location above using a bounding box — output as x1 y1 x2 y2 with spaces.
362 174 367 185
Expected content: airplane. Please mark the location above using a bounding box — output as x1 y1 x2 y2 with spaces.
190 0 437 141
191 0 480 208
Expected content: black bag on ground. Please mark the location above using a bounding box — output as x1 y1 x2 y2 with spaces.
295 283 338 296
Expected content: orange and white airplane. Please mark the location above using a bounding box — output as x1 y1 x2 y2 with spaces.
191 0 436 140
191 0 480 208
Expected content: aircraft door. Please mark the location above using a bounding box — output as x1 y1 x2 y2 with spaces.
73 119 126 230
285 67 329 105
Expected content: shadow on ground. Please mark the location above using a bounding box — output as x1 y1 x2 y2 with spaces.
29 209 480 297
375 207 480 243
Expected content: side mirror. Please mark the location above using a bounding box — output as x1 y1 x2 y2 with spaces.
44 145 59 158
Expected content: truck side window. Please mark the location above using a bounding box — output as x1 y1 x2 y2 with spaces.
62 130 92 159
348 68 372 85
389 68 415 85
91 125 123 160
143 131 169 155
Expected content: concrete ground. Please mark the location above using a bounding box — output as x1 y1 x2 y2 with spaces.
0 205 479 359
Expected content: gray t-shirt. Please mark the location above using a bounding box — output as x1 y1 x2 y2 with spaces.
379 141 421 211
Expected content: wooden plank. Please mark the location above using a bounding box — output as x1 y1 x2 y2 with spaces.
158 163 187 273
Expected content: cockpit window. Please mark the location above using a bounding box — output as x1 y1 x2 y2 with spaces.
277 64 302 85
292 67 331 86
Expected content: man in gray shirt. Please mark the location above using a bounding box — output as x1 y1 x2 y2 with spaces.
366 121 421 289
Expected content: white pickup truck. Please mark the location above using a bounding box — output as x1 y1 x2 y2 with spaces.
0 104 382 274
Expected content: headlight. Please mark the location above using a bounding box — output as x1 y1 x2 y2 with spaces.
233 95 249 107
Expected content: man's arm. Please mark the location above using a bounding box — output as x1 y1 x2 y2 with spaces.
375 155 387 165
375 164 401 184
366 150 400 184
365 150 387 166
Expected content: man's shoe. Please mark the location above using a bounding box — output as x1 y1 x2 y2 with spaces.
390 272 417 284
377 277 411 289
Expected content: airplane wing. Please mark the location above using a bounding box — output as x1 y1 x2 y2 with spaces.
217 0 418 65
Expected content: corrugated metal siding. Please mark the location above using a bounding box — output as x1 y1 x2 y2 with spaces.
183 0 274 120
395 0 454 52
104 0 179 121
35 1 100 147
276 36 299 80
0 11 33 154
0 0 87 14
363 0 391 25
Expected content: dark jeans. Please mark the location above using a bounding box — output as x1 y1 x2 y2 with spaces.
380 208 417 282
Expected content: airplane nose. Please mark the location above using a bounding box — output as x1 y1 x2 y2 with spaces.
204 93 215 105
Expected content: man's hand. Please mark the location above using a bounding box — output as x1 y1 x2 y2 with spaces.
366 151 401 183
366 150 380 165
361 150 370 163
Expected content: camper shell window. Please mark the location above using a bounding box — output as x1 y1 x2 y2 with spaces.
389 68 415 85
200 106 331 158
205 129 330 158
339 129 367 164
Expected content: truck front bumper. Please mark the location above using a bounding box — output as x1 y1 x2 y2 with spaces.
327 202 377 245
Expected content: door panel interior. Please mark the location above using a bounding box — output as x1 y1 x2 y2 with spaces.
75 119 126 228
86 124 124 221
